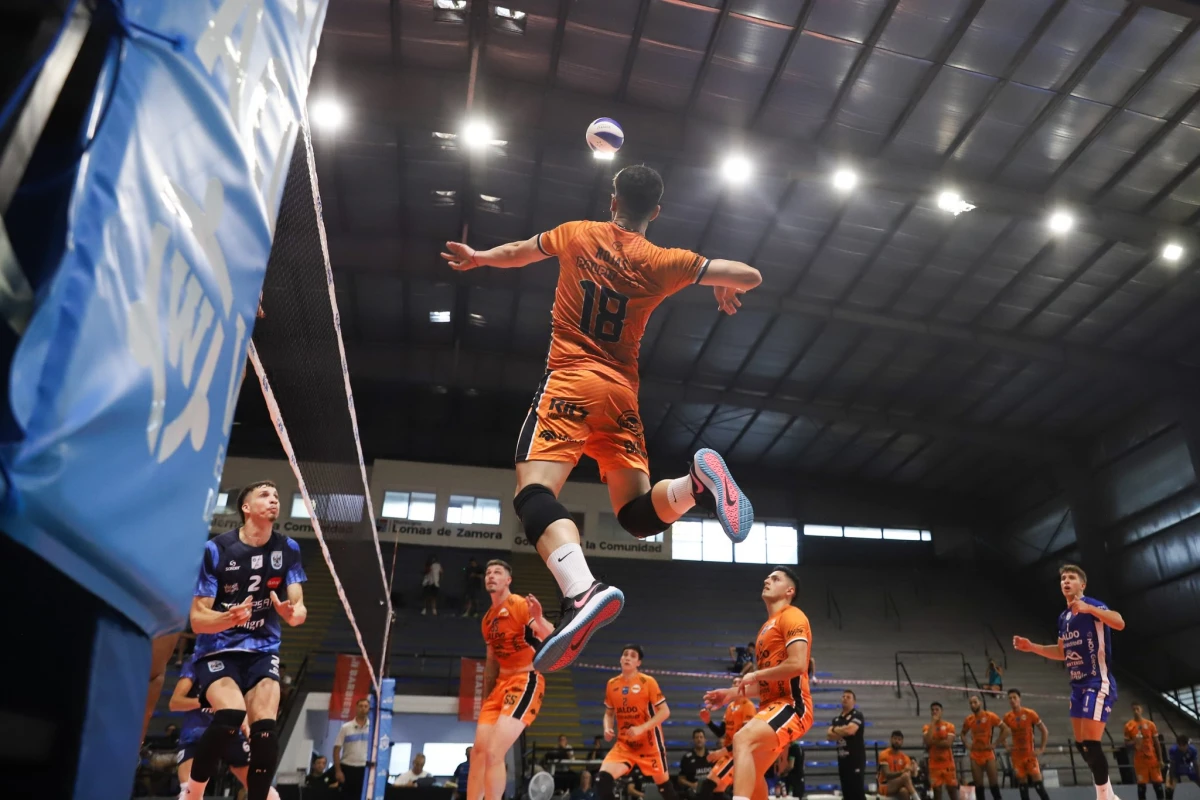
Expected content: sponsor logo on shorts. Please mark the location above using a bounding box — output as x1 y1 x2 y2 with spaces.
251 555 264 569
617 410 642 435
623 440 647 457
208 660 225 673
223 583 239 594
548 397 588 420
539 429 583 443
271 551 283 569
267 577 282 589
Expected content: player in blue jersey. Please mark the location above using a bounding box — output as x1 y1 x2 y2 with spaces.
169 656 254 797
1167 736 1199 800
1013 564 1125 800
184 481 307 800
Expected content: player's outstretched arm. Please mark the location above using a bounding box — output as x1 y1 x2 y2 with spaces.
442 236 548 271
1012 635 1065 660
169 677 201 712
698 259 763 290
191 595 252 634
526 594 554 640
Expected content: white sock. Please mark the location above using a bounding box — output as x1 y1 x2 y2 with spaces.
183 779 207 800
734 795 750 800
1096 780 1112 799
665 475 696 515
546 542 595 598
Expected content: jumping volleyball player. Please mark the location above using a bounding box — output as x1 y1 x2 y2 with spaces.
442 165 762 671
1014 564 1125 800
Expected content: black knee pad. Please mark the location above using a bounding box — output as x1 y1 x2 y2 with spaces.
214 708 248 728
1018 785 1030 800
1077 740 1110 785
513 484 572 547
249 718 278 769
617 493 669 538
1154 783 1165 800
697 779 717 800
1140 784 1149 800
597 771 617 800
192 709 246 783
989 785 1001 800
657 779 679 800
1166 787 1175 800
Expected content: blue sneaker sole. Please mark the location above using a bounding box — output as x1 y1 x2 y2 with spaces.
533 586 625 673
695 448 754 543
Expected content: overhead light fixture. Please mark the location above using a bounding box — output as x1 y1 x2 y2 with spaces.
493 6 527 33
433 0 467 24
431 189 458 208
430 311 451 323
1163 242 1184 262
721 154 753 184
937 189 975 216
593 149 615 161
462 119 495 149
469 313 486 326
1047 209 1074 234
478 193 503 213
309 97 345 131
831 167 857 192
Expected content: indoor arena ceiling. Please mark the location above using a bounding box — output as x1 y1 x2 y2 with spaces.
233 0 1200 512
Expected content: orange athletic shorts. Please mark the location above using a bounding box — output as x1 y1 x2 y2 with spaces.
602 730 669 781
478 671 543 727
515 369 648 480
1136 756 1164 785
1011 753 1042 782
710 754 735 790
970 750 996 765
755 700 812 753
929 762 958 788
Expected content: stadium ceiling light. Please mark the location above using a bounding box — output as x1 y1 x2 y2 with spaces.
309 97 345 131
721 154 753 184
937 189 974 216
1047 209 1074 234
462 119 495 149
430 311 451 323
831 167 857 192
593 149 615 161
1163 242 1184 262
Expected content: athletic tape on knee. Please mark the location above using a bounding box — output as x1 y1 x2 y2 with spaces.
513 484 572 546
248 718 279 800
617 493 670 538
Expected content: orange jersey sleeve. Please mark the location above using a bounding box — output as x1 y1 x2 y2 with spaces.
482 594 535 671
755 605 812 706
537 220 709 385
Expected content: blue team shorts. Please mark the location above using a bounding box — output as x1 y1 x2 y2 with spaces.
1069 685 1115 721
177 732 250 767
194 651 281 704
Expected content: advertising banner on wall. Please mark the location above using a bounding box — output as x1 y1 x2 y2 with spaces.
458 658 486 721
379 518 514 550
330 654 370 721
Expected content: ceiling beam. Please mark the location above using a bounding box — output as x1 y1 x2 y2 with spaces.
1139 0 1200 21
335 342 1071 459
314 62 1200 256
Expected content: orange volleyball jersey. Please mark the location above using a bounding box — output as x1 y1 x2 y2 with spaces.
879 749 912 775
537 221 709 386
481 593 536 672
924 721 956 766
605 672 667 749
1003 709 1040 754
1125 719 1159 759
963 710 1002 751
754 605 812 707
722 697 757 748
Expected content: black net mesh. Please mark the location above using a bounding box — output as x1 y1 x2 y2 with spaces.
251 123 390 683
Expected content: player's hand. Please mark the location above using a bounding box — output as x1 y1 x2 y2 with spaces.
1012 636 1033 652
241 719 251 739
227 597 253 626
699 707 711 724
336 768 346 784
1069 597 1093 616
627 724 647 740
740 671 757 690
526 594 544 622
441 241 480 271
604 729 615 742
714 286 744 315
704 687 733 709
270 591 307 626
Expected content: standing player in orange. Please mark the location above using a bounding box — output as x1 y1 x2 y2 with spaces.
1125 703 1165 800
999 689 1051 800
442 165 762 672
703 567 812 800
596 645 678 800
963 695 1004 800
924 702 959 800
698 677 757 800
468 560 553 800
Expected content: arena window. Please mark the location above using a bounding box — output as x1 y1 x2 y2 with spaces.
215 491 229 512
446 494 502 525
672 520 798 564
381 490 437 522
804 524 931 542
290 493 366 522
803 524 842 537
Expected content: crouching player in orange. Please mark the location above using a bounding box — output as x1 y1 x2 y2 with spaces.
963 695 1004 800
704 567 812 800
878 730 918 800
1126 703 1165 800
924 702 959 800
698 678 757 800
597 646 678 800
1000 689 1051 800
468 560 553 800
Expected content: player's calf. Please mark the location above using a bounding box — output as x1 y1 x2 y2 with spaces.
617 492 670 537
184 708 245 799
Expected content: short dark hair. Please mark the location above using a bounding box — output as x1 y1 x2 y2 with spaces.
613 165 664 223
843 689 856 700
692 728 705 737
1180 735 1190 745
891 730 904 738
237 481 278 522
773 566 800 594
1059 563 1087 584
623 644 644 660
931 702 943 710
486 559 512 575
1008 689 1022 698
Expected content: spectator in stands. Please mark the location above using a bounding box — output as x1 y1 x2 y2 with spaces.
1167 736 1198 800
454 747 472 800
778 741 805 798
463 558 485 617
572 769 598 800
306 755 339 789
728 642 755 673
588 735 608 767
829 690 867 800
679 728 712 798
163 723 180 749
546 734 579 792
395 753 433 787
422 555 444 615
878 731 918 800
334 698 371 798
985 660 1003 692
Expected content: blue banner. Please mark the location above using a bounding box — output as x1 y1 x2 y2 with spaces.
1 0 328 635
370 678 396 800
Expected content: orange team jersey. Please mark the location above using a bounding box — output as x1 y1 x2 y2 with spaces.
722 697 757 748
481 594 536 672
1003 708 1041 754
537 221 709 387
878 749 913 792
963 710 1002 752
605 672 667 750
923 721 957 766
1126 719 1160 760
754 604 813 708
